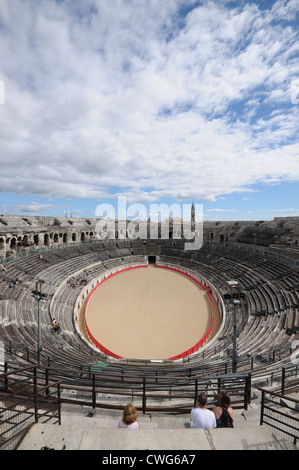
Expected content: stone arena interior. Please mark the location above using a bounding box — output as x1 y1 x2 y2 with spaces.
0 214 299 449
83 263 217 360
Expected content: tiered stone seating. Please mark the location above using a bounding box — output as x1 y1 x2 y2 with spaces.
0 238 298 392
155 242 298 382
17 403 298 450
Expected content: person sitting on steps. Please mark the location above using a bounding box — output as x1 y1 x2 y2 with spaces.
212 391 234 428
190 392 217 430
117 403 140 429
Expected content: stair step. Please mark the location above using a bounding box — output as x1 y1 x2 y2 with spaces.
17 423 297 451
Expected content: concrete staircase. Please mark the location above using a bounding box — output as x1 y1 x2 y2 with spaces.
17 403 298 451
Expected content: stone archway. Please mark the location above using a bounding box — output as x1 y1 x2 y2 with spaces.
10 237 17 250
22 234 29 247
44 233 49 246
0 237 5 256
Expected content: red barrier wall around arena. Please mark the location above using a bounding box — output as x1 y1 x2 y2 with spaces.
84 264 214 361
155 264 215 360
84 265 147 359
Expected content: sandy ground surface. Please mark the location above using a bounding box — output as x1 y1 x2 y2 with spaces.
85 265 218 360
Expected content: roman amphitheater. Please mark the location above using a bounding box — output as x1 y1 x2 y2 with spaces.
0 214 298 450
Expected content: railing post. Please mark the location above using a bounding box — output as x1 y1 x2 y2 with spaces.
217 377 221 395
244 374 250 410
92 374 96 409
142 378 146 414
45 368 49 397
281 367 285 395
260 389 265 426
4 362 8 389
58 383 62 425
247 373 251 407
34 366 38 423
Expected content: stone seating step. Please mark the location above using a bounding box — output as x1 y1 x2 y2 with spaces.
16 403 298 451
17 423 297 451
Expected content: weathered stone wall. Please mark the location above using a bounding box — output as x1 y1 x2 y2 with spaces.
0 213 298 259
0 215 98 259
199 217 299 246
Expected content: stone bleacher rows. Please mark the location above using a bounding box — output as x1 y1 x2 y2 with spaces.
0 239 298 386
156 248 298 383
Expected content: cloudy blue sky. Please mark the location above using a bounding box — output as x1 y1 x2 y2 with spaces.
0 0 298 221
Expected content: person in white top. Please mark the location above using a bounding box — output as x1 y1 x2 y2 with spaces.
117 403 140 429
190 392 217 430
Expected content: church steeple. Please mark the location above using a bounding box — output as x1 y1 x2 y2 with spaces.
191 200 195 230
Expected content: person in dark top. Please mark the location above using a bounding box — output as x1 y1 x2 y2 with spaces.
212 391 234 428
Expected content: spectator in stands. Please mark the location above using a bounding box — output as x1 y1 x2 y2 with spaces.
190 392 216 430
117 403 140 429
55 322 61 335
52 319 61 335
212 391 234 428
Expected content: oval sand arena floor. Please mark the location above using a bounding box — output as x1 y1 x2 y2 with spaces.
85 265 213 360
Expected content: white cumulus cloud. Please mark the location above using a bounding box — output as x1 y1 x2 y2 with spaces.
0 0 298 206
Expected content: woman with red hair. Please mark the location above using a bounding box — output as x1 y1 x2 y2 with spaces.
117 403 140 429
